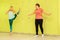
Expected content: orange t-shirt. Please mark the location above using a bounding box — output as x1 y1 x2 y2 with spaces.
35 8 43 19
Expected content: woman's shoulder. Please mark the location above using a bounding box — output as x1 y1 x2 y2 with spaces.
39 8 43 10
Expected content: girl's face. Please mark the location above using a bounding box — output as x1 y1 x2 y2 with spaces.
10 6 13 9
10 6 14 10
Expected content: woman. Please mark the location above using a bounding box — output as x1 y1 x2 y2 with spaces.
6 6 20 33
29 3 50 37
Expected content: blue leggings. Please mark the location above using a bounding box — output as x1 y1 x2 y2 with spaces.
9 11 20 32
9 14 17 32
9 19 13 32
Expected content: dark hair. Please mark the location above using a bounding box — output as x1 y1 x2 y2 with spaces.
35 3 40 7
10 6 13 8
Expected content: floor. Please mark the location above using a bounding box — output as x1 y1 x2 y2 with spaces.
0 33 60 40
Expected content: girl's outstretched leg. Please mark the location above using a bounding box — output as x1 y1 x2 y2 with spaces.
13 10 20 20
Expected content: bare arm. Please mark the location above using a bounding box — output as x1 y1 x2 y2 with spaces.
28 10 35 16
6 10 9 14
43 10 51 16
29 13 35 16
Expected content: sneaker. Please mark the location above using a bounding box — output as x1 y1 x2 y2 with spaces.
17 9 20 15
34 35 39 37
42 34 45 40
42 34 44 38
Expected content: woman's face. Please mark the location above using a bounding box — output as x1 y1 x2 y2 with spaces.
35 5 39 9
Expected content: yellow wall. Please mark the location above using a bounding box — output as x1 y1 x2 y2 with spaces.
58 0 60 35
0 0 59 35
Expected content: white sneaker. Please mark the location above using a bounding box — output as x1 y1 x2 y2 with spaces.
42 34 45 40
32 35 39 40
34 35 39 37
42 34 44 38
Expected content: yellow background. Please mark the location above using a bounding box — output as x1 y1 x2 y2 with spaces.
0 0 59 35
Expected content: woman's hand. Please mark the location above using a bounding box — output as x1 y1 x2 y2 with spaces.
43 10 51 16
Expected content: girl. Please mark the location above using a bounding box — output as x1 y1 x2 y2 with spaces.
6 6 20 33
